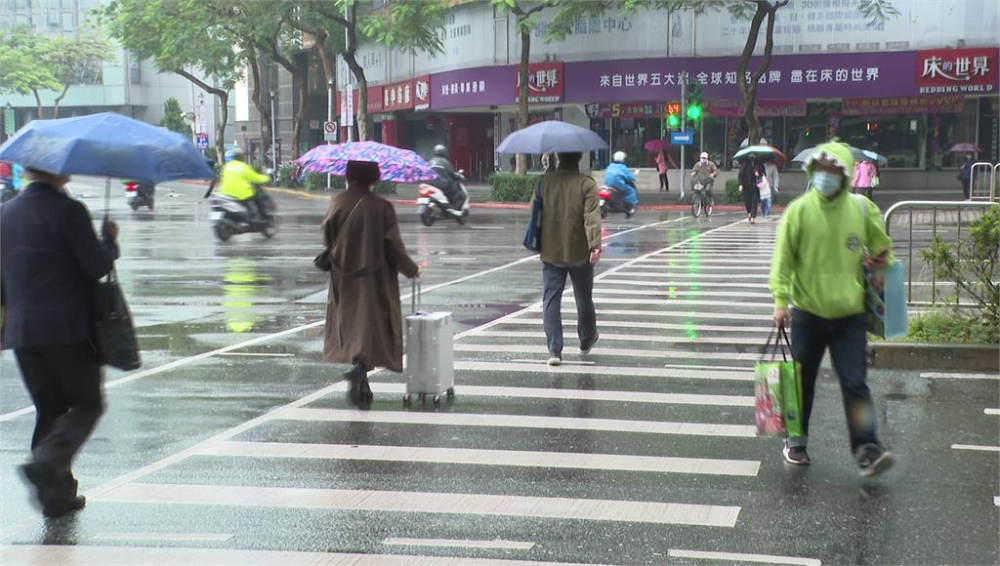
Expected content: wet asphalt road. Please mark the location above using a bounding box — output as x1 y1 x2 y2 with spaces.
0 180 997 565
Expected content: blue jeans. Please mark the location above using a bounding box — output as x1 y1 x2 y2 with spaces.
787 309 880 453
542 261 597 356
760 197 772 217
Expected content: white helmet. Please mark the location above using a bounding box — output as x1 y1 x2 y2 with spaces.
699 152 709 160
613 151 627 163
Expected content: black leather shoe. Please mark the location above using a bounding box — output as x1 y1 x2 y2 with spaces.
43 494 86 518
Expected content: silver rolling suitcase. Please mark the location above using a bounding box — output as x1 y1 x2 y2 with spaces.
403 279 454 406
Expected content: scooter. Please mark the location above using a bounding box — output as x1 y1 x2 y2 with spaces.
598 182 636 218
209 185 278 241
125 181 155 211
0 177 15 204
417 168 470 226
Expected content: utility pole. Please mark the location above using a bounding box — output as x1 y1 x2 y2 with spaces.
270 91 277 169
327 79 333 189
680 81 686 202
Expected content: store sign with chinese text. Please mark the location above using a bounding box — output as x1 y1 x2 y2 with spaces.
414 76 431 111
381 79 415 112
516 62 564 103
916 48 996 94
585 102 666 119
842 95 966 116
706 99 807 118
430 65 513 110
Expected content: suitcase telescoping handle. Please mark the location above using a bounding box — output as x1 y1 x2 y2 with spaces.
411 277 422 314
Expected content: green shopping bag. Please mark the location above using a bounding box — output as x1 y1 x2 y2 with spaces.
755 326 804 437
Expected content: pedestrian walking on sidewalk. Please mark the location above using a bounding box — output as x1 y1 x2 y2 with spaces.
957 156 973 200
769 141 895 477
321 161 420 408
536 152 602 366
654 150 676 192
764 158 780 208
738 156 764 224
1 167 120 518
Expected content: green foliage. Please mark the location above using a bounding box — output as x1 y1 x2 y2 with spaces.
724 179 742 204
159 97 191 137
905 310 998 345
921 206 1000 326
373 181 397 194
490 173 538 202
305 172 328 191
0 30 61 96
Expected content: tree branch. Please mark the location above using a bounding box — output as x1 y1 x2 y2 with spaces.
174 68 226 97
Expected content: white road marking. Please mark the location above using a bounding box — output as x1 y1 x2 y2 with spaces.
951 444 1000 452
592 288 774 299
455 360 753 381
921 372 1000 380
93 532 234 542
96 483 742 527
277 408 757 438
471 330 763 347
994 496 999 506
609 271 769 278
201 441 761 476
502 318 771 333
591 309 773 321
0 545 588 565
509 358 598 365
597 270 767 280
985 408 1000 415
668 549 821 565
598 279 771 289
663 364 752 372
218 352 295 357
382 538 537 550
585 298 773 309
454 343 762 362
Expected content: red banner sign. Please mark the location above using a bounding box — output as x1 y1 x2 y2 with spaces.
414 75 431 112
381 79 414 112
706 99 807 118
842 95 965 116
916 47 997 94
517 62 564 103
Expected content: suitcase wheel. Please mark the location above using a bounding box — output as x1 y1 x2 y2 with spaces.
433 395 441 407
403 394 412 406
418 393 427 404
446 387 455 399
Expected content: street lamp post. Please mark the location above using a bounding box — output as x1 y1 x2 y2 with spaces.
327 79 333 190
269 91 277 169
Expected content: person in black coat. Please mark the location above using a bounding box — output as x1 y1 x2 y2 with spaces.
1 167 120 518
738 155 765 224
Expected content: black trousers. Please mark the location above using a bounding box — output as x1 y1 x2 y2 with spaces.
15 341 104 473
658 172 669 191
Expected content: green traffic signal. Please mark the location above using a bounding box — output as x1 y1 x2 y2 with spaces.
667 114 680 128
686 104 702 121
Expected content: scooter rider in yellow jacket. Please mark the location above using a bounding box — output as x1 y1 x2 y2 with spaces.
220 147 270 221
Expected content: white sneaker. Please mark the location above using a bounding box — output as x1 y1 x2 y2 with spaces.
547 356 562 367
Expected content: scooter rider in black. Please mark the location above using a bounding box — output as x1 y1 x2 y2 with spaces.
428 144 464 209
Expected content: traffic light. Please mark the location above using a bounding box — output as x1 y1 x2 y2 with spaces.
686 82 703 122
665 102 681 129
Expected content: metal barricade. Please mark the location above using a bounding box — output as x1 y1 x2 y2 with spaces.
969 161 998 201
883 200 1000 306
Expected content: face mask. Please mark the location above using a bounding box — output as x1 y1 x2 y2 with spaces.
812 171 843 197
700 158 707 164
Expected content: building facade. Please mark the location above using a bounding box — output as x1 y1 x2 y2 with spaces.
331 0 999 179
0 0 232 151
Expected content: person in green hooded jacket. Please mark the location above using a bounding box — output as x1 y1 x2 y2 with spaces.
769 140 895 477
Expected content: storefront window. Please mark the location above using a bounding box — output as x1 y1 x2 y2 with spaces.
839 114 924 168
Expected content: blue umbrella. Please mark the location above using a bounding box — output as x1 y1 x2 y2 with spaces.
497 121 608 154
0 112 215 184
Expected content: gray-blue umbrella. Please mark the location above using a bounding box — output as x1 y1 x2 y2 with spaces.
0 112 215 184
497 120 608 154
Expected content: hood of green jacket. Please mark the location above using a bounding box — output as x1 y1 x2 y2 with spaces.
804 140 856 194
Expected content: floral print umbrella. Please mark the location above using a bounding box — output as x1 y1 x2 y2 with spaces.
297 141 439 183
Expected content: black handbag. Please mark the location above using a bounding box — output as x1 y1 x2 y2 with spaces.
523 176 544 252
315 195 367 272
92 269 141 370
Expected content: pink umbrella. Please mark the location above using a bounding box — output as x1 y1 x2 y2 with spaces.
297 141 438 182
948 143 981 153
643 139 669 152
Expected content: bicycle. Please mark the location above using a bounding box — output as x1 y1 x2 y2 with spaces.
690 174 715 218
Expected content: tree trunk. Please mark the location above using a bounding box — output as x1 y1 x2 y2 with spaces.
341 41 369 142
736 1 787 147
32 90 42 119
53 84 70 119
216 91 228 165
292 71 308 156
516 28 531 175
174 69 229 164
247 46 271 164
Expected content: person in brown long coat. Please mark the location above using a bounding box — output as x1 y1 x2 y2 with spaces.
322 161 420 407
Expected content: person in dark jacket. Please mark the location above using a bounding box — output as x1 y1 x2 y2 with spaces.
738 155 765 224
957 156 973 200
0 167 119 518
